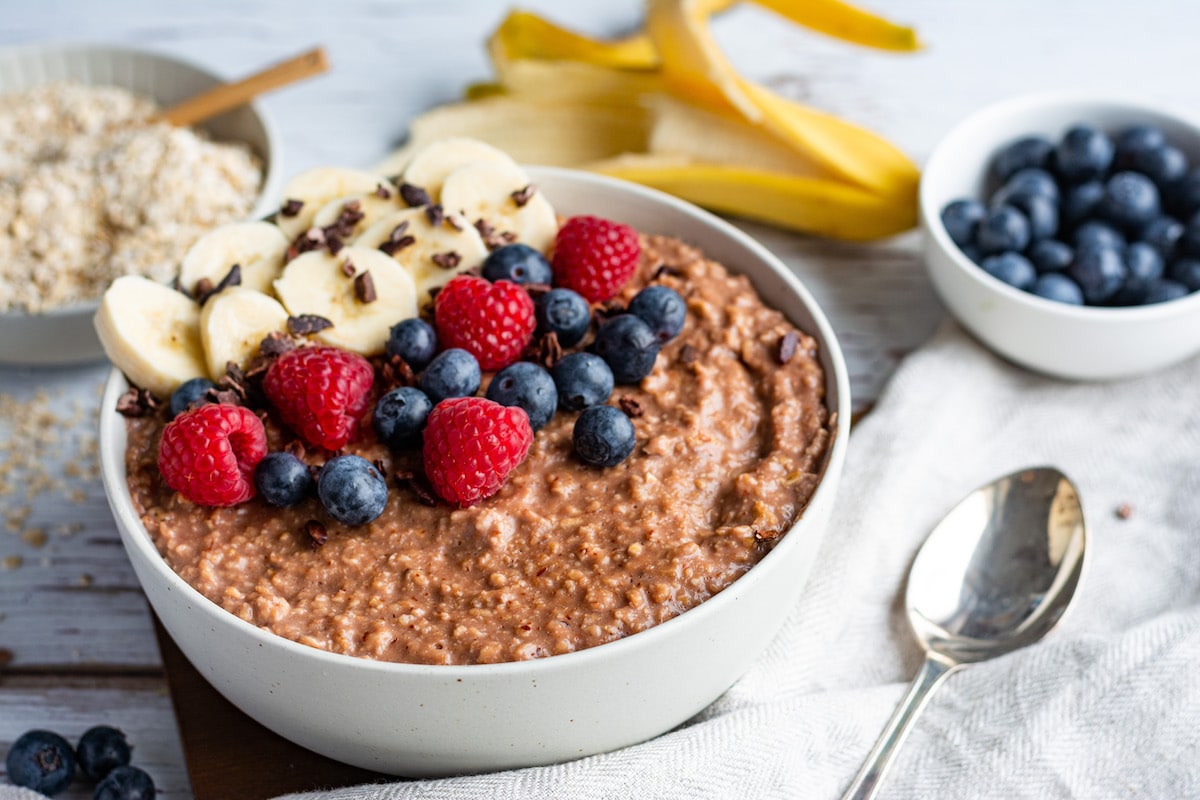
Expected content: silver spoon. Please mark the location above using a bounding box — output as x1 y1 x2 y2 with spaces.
839 466 1087 800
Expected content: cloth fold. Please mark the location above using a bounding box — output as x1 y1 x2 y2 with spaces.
276 321 1200 800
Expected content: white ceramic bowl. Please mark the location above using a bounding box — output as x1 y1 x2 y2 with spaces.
920 93 1200 381
0 43 282 366
99 167 851 777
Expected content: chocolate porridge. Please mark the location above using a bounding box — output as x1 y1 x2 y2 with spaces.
124 234 832 665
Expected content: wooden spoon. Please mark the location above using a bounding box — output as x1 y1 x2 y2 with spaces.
154 46 329 127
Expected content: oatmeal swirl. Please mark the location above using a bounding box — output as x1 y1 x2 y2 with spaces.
124 234 831 665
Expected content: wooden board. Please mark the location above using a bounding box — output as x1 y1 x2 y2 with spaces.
152 620 393 799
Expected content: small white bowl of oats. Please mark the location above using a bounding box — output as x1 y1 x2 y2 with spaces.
0 43 282 365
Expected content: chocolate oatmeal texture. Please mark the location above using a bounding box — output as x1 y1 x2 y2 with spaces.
124 234 831 665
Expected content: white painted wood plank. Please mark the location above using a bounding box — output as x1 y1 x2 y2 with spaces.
0 685 191 798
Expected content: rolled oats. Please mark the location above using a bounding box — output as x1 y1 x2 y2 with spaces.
0 82 263 313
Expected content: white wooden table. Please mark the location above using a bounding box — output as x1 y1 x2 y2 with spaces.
3 1 1198 796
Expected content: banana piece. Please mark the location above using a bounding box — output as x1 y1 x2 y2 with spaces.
308 191 403 244
275 168 397 241
178 221 289 296
376 98 651 175
93 275 207 399
198 287 290 380
593 154 916 240
356 207 489 302
273 246 417 356
439 160 558 253
489 10 659 70
400 137 520 201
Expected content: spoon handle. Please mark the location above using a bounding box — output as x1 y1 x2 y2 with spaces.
838 656 957 800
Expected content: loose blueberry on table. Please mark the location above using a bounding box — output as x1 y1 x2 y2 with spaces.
941 121 1200 307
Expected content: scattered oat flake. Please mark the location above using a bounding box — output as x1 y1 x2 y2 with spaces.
78 573 94 587
2 555 22 570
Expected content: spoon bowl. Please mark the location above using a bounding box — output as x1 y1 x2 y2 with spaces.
841 466 1086 800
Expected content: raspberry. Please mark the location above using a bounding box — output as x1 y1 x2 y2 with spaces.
157 404 267 507
551 215 641 303
422 397 533 507
434 275 535 371
263 346 374 451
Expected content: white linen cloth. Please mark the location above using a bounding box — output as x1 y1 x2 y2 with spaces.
267 320 1200 800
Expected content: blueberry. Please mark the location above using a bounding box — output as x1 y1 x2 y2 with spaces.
1055 125 1114 183
1068 245 1128 303
386 318 438 371
573 404 636 467
1170 257 1200 291
169 377 215 419
420 348 480 404
1168 169 1200 219
1139 216 1185 260
1074 220 1126 252
940 198 986 249
627 285 687 343
481 243 553 285
1113 125 1167 171
534 287 591 348
1028 239 1073 273
75 725 132 783
1183 214 1200 258
1100 171 1161 231
976 205 1031 255
592 314 661 384
1108 243 1166 306
5 729 75 796
979 252 1036 291
485 362 556 431
317 455 388 526
253 452 313 507
372 386 434 449
552 352 614 411
992 136 1055 183
1007 193 1058 241
93 765 156 800
1132 144 1188 189
1060 180 1105 229
992 167 1060 205
1030 273 1084 305
1144 279 1191 304
1124 242 1165 283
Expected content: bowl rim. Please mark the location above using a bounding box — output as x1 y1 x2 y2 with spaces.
99 165 851 678
0 40 283 322
920 90 1200 321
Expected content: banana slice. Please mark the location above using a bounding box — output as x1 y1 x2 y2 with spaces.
440 160 558 253
273 246 417 356
308 192 402 244
94 275 207 399
356 208 489 302
400 137 520 201
178 221 289 297
198 287 290 380
275 168 397 240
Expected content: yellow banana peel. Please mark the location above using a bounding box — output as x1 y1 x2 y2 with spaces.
394 1 923 241
593 155 917 240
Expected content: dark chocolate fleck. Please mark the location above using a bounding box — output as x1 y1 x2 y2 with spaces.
288 314 334 336
340 258 356 277
115 387 158 417
511 183 536 207
396 470 439 506
431 251 461 270
679 344 699 365
192 277 215 301
284 440 306 459
326 233 345 257
259 331 297 358
618 395 644 418
305 520 328 548
778 331 799 364
381 354 417 389
280 198 304 217
652 263 683 281
400 183 431 208
196 263 243 305
355 271 377 303
374 183 392 200
529 330 563 369
380 235 416 256
425 204 445 228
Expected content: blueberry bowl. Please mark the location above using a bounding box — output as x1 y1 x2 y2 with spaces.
920 93 1200 381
